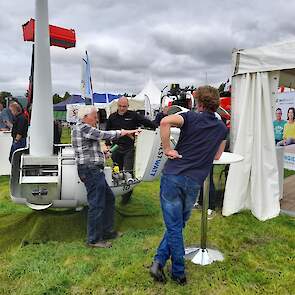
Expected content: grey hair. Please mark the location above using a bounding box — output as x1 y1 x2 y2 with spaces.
77 105 97 120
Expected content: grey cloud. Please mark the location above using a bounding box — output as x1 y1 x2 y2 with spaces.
2 0 295 96
151 25 233 66
87 42 155 74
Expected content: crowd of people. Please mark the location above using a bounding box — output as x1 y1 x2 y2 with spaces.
1 87 233 285
2 88 295 287
70 86 227 286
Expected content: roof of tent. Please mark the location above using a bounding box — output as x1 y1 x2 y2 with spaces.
53 95 84 111
93 93 120 104
232 39 295 76
133 78 161 105
54 93 121 111
107 79 160 114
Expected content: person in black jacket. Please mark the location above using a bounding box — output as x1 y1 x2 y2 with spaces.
8 102 28 162
106 96 156 204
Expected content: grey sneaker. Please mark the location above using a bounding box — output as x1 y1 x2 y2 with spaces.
207 209 216 220
149 261 167 283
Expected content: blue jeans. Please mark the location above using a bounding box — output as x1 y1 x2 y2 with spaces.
9 138 26 163
77 164 115 244
154 174 201 277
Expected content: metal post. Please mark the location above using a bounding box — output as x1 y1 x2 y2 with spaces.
184 171 224 265
200 174 210 249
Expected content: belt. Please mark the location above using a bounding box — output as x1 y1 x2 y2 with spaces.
78 163 104 170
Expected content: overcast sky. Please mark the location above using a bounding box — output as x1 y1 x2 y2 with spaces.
1 0 295 97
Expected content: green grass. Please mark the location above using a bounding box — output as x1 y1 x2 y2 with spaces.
61 127 71 144
0 128 294 294
0 174 294 295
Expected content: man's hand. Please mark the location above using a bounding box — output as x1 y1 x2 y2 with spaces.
103 146 111 159
121 129 141 137
164 148 182 160
214 140 226 160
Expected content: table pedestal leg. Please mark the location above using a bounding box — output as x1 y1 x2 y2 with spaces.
184 174 224 265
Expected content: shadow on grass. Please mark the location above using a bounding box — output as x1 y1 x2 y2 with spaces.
0 193 161 252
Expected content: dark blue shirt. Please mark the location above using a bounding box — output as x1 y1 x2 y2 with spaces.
163 111 227 185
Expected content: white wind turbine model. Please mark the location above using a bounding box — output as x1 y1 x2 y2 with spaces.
10 0 181 210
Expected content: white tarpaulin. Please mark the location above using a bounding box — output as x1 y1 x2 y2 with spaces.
134 78 161 105
108 78 161 116
223 40 295 221
223 72 280 221
232 40 295 75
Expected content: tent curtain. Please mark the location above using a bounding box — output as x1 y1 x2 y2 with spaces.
223 72 280 221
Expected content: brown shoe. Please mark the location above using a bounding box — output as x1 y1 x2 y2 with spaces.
87 241 112 248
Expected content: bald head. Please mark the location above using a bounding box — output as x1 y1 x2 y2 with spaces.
117 96 129 115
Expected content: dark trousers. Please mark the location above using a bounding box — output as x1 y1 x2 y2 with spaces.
112 148 135 200
111 148 135 173
77 164 115 244
9 138 26 163
198 166 216 210
154 174 201 277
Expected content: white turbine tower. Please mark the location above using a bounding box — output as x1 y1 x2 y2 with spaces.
29 0 53 157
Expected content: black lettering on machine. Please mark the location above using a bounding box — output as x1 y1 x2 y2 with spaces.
150 145 164 177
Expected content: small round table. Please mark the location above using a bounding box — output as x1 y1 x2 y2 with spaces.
184 152 244 265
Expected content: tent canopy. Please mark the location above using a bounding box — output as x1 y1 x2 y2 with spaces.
53 95 84 111
224 39 295 221
133 78 161 105
108 79 161 116
93 93 120 104
54 93 120 111
233 40 295 80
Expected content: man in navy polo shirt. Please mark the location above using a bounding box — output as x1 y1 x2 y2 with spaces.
150 85 227 285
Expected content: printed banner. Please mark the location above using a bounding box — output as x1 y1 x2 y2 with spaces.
276 92 295 170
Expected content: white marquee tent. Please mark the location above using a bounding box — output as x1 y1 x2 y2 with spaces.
108 79 161 117
133 78 162 105
223 40 295 221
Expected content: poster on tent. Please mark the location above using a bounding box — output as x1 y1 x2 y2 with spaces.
276 92 295 170
66 104 84 123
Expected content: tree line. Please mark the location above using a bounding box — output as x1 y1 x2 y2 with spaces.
0 91 72 105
